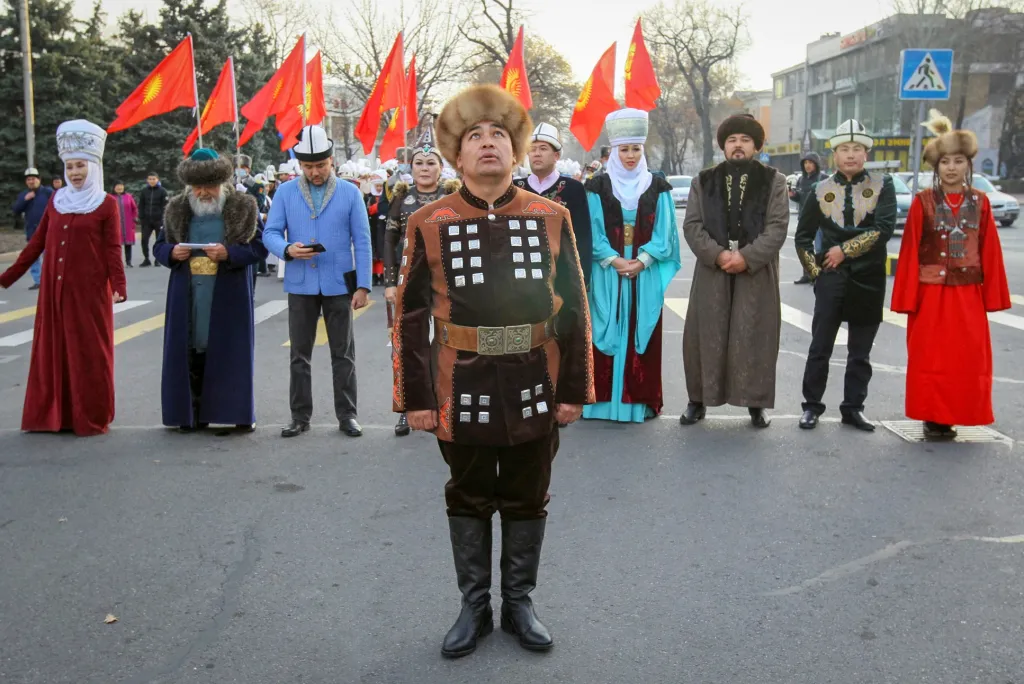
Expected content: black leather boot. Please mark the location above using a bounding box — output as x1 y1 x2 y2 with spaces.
749 407 771 428
679 402 706 425
395 413 410 437
441 517 493 658
841 411 876 432
923 421 957 440
500 519 553 651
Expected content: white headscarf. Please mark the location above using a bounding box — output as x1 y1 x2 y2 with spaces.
606 145 653 212
53 160 106 215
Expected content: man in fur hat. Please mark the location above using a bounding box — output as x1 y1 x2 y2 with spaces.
794 119 896 432
153 149 268 432
513 122 592 289
392 84 593 657
680 113 790 429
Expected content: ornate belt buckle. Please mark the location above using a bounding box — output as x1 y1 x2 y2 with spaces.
503 324 532 354
729 239 739 252
477 326 504 356
623 223 635 246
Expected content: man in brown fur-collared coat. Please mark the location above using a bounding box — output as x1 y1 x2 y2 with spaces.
392 85 593 658
153 148 267 432
680 114 790 429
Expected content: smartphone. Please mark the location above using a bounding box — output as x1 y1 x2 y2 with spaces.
309 243 327 253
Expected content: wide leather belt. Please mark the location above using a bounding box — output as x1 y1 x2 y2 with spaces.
437 318 555 355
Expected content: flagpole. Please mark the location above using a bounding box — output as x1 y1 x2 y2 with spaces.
230 56 240 157
402 35 408 155
188 33 203 149
301 33 307 127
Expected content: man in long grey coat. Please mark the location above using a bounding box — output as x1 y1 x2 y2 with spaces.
680 114 790 428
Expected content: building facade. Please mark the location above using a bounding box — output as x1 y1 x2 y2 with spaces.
770 9 1023 175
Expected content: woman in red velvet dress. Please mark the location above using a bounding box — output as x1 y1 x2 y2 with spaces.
891 110 1010 440
0 120 126 436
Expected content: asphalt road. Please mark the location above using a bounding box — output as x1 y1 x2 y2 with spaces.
1 212 1023 683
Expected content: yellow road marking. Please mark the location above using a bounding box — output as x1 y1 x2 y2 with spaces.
283 300 375 346
664 297 689 321
0 306 36 324
114 314 165 345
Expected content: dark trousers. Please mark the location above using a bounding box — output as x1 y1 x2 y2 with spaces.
123 244 132 265
439 429 558 521
140 221 161 261
189 350 207 420
287 293 357 423
801 272 880 415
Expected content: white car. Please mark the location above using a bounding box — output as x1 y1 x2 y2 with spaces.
896 172 1020 226
668 175 692 209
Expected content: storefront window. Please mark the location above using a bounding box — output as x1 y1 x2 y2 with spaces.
826 93 840 129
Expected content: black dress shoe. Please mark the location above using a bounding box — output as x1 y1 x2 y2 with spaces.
841 411 876 432
281 421 309 438
339 418 363 437
923 421 957 440
679 402 706 425
749 407 771 428
28 283 40 290
794 275 811 284
799 410 819 429
395 413 410 437
139 260 151 268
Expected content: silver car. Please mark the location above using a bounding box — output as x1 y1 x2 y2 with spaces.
896 172 1020 227
892 174 912 231
668 175 692 209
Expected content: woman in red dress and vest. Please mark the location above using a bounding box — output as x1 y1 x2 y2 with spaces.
891 110 1010 439
0 120 126 436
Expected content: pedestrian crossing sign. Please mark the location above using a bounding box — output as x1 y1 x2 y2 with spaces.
899 49 953 100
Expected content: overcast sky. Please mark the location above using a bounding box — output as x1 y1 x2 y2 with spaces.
73 0 894 91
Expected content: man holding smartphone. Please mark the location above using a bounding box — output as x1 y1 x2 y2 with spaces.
263 125 373 438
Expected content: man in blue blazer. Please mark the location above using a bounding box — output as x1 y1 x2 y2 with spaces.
263 125 373 437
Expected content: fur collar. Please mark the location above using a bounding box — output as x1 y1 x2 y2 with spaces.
297 174 338 217
163 187 259 245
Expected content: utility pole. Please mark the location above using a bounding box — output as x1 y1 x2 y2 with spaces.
19 0 36 169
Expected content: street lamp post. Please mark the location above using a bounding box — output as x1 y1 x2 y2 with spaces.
19 0 36 169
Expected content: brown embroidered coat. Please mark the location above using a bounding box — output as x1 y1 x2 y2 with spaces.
392 184 594 446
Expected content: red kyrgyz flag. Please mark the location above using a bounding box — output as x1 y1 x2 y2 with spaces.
182 57 237 156
499 26 532 110
276 52 328 150
354 33 407 154
108 35 197 133
570 43 618 151
625 19 661 111
378 57 419 161
238 36 306 146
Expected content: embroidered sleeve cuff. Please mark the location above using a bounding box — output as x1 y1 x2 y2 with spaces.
636 251 653 268
797 248 820 279
841 230 880 258
600 256 616 269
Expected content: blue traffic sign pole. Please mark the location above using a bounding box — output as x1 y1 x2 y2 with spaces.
900 49 953 194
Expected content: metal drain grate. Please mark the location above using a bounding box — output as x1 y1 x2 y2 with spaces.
881 420 1014 446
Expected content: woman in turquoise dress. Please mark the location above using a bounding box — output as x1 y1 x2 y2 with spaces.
583 109 681 422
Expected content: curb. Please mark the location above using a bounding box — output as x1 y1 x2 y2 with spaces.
886 252 898 276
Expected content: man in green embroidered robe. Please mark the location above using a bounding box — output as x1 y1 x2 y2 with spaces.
794 120 897 432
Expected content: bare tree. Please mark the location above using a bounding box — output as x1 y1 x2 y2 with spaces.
309 0 469 122
647 57 701 174
643 0 750 167
458 0 525 67
243 0 313 60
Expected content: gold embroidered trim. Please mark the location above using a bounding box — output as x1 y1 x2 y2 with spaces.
725 174 733 205
738 173 748 205
797 247 820 279
840 230 880 258
189 256 219 276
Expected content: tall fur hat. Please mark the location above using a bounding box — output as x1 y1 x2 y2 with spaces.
717 113 765 151
436 84 533 168
922 109 978 167
178 148 234 187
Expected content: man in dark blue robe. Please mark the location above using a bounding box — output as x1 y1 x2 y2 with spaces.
154 148 267 432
